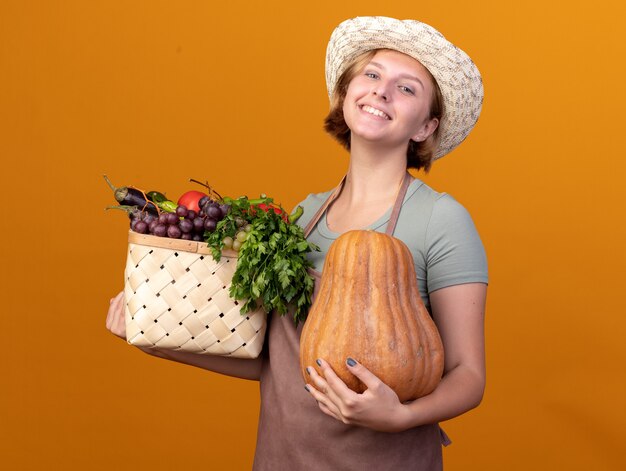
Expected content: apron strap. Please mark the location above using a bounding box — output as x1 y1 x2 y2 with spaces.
303 176 346 238
385 172 413 236
303 172 412 239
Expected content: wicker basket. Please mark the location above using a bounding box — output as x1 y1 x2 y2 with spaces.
123 231 267 359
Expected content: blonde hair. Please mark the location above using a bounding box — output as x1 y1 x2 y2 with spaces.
323 49 444 172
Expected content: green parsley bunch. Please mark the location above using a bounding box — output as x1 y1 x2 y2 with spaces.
205 195 318 325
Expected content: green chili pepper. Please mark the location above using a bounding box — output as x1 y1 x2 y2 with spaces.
147 190 177 213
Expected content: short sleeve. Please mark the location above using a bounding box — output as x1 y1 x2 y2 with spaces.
290 191 332 231
425 194 488 293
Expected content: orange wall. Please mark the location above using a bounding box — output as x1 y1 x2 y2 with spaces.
1 1 625 469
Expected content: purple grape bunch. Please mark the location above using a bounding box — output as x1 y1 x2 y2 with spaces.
129 196 230 240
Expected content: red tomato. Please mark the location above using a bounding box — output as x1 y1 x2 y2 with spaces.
254 203 289 222
177 190 207 213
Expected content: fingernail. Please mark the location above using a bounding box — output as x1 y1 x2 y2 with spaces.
346 357 357 367
304 385 310 392
316 359 322 367
306 367 311 375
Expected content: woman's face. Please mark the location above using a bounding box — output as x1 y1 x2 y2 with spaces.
342 49 439 148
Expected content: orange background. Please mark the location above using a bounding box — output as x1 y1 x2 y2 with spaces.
1 1 625 469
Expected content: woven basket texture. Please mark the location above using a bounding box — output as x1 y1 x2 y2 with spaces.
123 232 267 358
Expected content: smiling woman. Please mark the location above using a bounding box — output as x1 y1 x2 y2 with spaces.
105 15 488 471
253 17 488 470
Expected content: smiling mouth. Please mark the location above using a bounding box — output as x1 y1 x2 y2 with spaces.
360 105 391 120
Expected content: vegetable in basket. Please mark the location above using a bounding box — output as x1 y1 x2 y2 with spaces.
103 175 159 215
205 194 316 324
178 190 208 213
106 176 318 323
146 191 177 213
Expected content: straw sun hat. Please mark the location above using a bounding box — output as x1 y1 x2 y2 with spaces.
326 16 483 160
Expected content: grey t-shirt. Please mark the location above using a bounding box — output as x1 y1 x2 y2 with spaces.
296 178 488 311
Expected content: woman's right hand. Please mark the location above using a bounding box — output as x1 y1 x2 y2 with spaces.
106 291 126 340
104 290 263 380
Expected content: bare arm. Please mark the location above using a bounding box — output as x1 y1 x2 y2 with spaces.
401 282 487 424
136 346 262 381
106 291 262 381
304 282 487 432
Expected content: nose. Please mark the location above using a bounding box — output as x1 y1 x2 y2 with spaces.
372 83 389 101
373 92 387 101
372 89 388 101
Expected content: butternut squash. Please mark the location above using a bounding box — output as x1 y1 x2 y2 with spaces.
299 230 444 401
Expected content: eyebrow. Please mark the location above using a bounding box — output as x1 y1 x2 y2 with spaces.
368 61 425 89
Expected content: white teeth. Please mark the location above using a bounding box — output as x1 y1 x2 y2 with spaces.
362 105 390 120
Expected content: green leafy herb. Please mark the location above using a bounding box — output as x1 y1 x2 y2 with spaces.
204 195 318 325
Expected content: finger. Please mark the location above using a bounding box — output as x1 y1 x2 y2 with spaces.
106 291 126 338
114 294 126 337
114 306 126 337
344 357 385 391
108 291 123 314
318 398 343 422
305 364 332 395
305 363 350 415
307 361 347 401
316 358 360 402
113 290 124 306
108 292 122 317
105 295 117 330
304 384 342 421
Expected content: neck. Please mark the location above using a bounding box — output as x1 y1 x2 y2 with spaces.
343 138 409 203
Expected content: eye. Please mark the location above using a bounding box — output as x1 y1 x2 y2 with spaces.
365 71 379 79
399 85 415 95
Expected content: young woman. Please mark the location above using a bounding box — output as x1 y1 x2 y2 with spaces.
106 16 488 470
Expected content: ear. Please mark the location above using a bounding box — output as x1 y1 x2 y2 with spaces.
411 117 439 142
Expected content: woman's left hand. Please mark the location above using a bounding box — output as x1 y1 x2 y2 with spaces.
304 358 411 432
